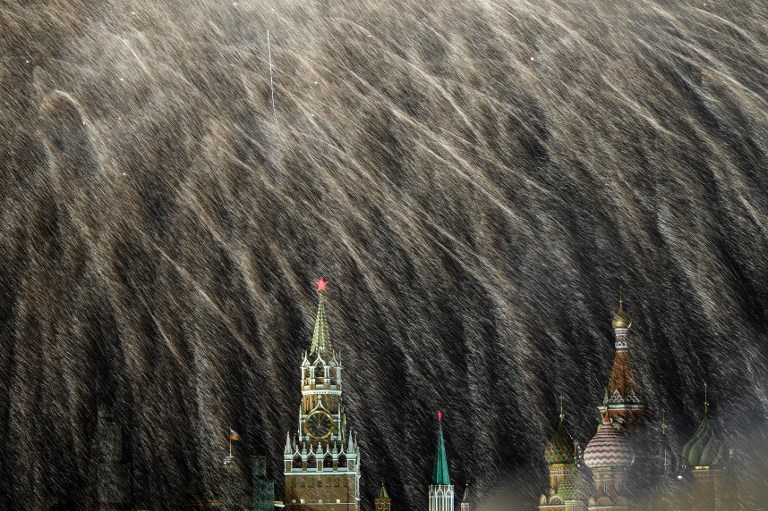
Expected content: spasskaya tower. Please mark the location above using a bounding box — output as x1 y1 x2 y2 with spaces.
283 278 361 511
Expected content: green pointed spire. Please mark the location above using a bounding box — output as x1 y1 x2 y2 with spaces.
432 411 451 485
378 480 390 499
310 278 332 356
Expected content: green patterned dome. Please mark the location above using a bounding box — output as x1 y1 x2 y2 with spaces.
544 418 578 465
682 415 725 467
558 467 591 501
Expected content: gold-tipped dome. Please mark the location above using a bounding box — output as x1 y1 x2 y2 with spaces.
612 299 631 329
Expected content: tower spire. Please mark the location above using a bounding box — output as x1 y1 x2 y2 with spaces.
378 480 390 499
461 483 472 511
429 410 455 511
310 277 332 356
432 411 451 485
603 296 645 430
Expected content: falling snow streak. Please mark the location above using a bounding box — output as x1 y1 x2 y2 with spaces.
0 0 767 509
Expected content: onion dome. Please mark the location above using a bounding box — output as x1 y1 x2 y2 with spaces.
682 414 725 467
544 415 578 465
558 468 592 501
612 299 631 329
583 415 633 469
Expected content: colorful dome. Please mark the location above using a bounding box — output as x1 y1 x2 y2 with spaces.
583 416 633 469
612 299 631 329
544 417 578 465
682 415 725 467
558 467 592 501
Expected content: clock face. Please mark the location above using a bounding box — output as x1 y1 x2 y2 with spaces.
305 411 334 439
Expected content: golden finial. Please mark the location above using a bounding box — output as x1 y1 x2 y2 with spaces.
559 396 565 423
612 295 632 329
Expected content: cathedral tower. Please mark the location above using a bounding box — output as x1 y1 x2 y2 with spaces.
601 300 645 431
283 278 360 511
429 411 454 511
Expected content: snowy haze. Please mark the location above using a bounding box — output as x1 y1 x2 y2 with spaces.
0 0 767 509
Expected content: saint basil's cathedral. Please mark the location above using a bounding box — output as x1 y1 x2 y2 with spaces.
537 301 735 511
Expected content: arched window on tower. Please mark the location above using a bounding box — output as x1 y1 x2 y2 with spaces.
293 454 302 469
337 454 347 470
307 454 316 470
324 454 333 470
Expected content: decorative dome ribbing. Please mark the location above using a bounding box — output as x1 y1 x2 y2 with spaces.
583 416 633 468
682 414 725 467
544 416 578 465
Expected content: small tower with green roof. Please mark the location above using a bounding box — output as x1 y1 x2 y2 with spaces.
429 411 454 511
460 483 471 511
375 481 392 511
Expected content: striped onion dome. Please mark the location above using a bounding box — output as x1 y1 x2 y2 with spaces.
544 417 578 465
583 415 633 468
682 415 725 467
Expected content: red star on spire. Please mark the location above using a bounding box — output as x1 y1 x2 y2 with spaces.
438 410 443 421
315 277 328 293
